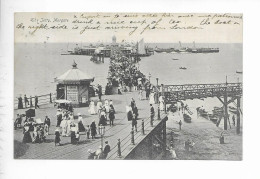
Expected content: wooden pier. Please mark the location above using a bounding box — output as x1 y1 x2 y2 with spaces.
14 91 167 160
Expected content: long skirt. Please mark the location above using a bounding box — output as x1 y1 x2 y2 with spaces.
160 102 164 111
88 104 96 115
71 131 76 144
22 131 32 143
78 121 85 132
55 135 60 144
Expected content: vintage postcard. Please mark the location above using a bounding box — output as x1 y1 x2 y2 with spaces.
14 12 242 160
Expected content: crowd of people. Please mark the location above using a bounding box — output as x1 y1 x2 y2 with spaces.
21 115 51 144
17 98 115 159
88 99 116 127
107 47 147 94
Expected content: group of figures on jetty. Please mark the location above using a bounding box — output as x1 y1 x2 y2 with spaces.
107 47 145 94
17 94 40 109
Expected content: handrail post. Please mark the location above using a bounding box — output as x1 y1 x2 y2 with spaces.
141 119 145 135
131 128 135 145
161 84 166 114
158 106 160 120
117 138 122 157
50 93 52 103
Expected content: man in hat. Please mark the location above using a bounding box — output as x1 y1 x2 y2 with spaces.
24 95 29 108
35 95 40 109
130 98 135 111
103 141 111 159
56 109 62 127
150 104 155 121
44 116 51 135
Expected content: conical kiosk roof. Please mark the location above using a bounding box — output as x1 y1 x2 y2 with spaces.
56 61 94 84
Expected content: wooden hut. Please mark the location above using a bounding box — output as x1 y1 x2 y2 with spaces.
55 61 94 107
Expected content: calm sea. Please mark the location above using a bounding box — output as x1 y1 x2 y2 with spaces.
14 43 242 98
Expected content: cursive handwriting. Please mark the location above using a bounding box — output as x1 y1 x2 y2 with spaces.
15 13 242 37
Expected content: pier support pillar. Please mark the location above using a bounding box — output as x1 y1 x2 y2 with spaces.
237 97 241 134
162 119 167 158
148 136 153 159
161 84 167 114
224 95 228 130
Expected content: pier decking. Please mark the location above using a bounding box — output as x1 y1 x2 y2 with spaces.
14 91 165 159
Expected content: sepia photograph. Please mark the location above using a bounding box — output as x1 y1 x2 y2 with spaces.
13 12 243 160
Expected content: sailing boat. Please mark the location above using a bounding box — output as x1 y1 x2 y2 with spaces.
177 41 188 53
137 38 146 55
191 41 198 53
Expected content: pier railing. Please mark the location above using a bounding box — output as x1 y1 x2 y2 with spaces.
14 93 56 110
160 82 242 103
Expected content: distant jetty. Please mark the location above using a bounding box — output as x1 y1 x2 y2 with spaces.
154 41 219 54
64 36 154 58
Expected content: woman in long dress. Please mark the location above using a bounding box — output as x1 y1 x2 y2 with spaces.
88 100 96 115
99 110 107 126
138 89 143 100
159 96 165 111
78 113 85 132
60 118 68 137
66 113 73 136
22 125 32 143
90 121 97 139
96 100 103 117
104 99 110 114
149 92 155 104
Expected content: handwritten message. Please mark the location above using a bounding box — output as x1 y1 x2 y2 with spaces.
14 13 243 43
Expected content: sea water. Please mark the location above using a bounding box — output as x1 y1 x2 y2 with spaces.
14 43 242 113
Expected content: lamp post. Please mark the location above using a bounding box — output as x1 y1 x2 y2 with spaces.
99 125 106 151
156 78 159 87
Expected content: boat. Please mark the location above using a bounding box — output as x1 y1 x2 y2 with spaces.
190 41 219 53
198 108 208 118
179 67 187 70
183 113 192 123
236 71 243 74
229 106 236 110
175 41 188 53
208 114 218 123
90 56 102 64
229 108 237 114
172 58 179 60
168 103 178 113
193 48 219 53
154 46 175 53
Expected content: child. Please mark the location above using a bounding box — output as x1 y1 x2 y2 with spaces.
55 128 61 146
86 125 90 139
75 131 80 145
